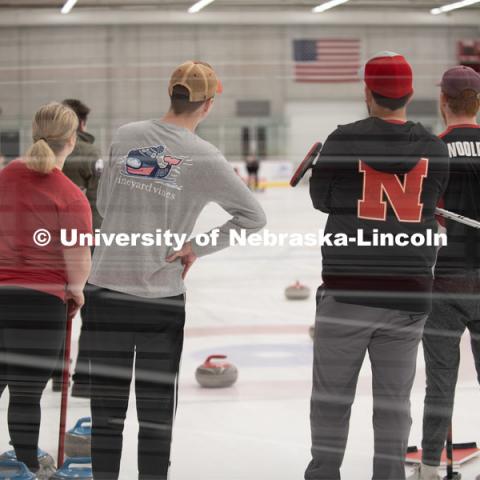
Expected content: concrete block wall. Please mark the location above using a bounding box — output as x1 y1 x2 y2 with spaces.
0 23 477 157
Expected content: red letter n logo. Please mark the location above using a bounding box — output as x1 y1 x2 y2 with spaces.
357 158 429 222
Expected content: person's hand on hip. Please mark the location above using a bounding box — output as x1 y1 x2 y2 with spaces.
166 241 197 279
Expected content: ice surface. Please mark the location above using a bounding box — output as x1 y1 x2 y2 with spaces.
1 186 478 479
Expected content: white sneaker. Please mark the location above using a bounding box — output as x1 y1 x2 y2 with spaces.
407 463 441 480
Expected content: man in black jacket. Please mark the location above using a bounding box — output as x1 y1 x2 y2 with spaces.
305 52 450 480
414 66 480 480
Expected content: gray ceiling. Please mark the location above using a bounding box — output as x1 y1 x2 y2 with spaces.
0 0 472 12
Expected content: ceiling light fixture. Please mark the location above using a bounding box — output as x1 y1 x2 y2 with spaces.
61 0 78 14
188 0 216 14
431 0 480 15
312 0 350 13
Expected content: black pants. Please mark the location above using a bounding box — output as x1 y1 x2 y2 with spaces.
52 301 90 391
87 286 185 480
422 273 480 466
247 166 259 190
72 302 91 393
0 287 65 471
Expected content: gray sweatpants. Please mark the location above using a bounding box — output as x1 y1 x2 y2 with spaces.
305 292 427 480
421 273 480 466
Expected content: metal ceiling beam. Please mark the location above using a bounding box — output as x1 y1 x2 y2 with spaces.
0 8 478 26
0 0 460 11
0 0 449 5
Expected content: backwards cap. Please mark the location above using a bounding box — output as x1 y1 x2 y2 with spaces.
363 51 413 99
440 65 480 98
168 61 223 102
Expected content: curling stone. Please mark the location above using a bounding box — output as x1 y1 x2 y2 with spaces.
285 281 310 300
65 417 91 458
309 324 315 340
51 458 92 480
0 449 55 476
0 460 36 480
195 355 238 388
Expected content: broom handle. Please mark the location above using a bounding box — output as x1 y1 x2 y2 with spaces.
436 207 480 230
57 313 73 466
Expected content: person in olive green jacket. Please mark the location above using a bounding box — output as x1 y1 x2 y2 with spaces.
51 99 103 396
61 99 103 230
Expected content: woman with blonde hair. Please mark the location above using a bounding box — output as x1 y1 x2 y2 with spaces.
0 102 92 478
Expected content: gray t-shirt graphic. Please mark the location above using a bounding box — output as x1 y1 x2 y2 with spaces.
89 120 266 298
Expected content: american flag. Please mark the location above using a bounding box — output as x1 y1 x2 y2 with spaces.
293 38 361 83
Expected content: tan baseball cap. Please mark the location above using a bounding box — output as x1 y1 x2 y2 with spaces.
168 61 223 102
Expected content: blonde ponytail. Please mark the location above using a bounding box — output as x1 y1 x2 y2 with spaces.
25 139 57 174
25 102 78 174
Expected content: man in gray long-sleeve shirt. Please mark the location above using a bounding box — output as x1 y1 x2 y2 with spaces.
86 61 266 480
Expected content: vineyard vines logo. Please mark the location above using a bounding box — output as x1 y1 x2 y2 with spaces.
123 144 185 189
